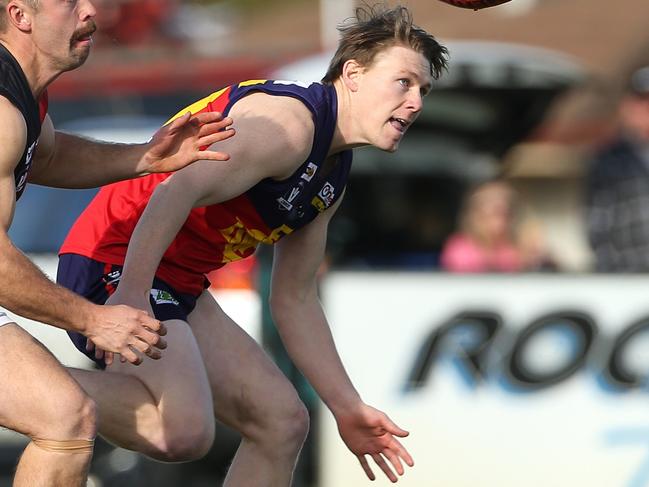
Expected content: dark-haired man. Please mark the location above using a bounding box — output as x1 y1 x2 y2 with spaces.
586 66 649 272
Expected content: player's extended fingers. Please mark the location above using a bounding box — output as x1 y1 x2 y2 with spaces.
166 111 192 131
390 437 415 467
190 110 226 126
197 149 232 162
197 129 235 151
197 115 233 136
382 448 405 477
104 351 114 366
372 453 398 483
357 455 376 481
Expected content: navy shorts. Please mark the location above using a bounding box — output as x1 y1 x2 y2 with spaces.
57 254 199 369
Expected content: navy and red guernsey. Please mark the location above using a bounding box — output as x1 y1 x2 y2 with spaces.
60 80 352 295
0 43 48 200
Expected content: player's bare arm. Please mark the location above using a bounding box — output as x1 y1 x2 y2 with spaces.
0 95 87 327
0 96 26 230
27 111 235 189
0 97 166 365
270 197 358 406
270 201 414 482
113 93 315 297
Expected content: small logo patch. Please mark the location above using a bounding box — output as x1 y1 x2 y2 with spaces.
104 270 122 286
301 162 318 182
318 182 335 206
277 180 306 211
150 289 179 306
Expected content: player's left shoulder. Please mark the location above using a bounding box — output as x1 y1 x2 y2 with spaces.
234 91 315 150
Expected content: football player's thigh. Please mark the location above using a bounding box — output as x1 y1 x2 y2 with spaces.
0 323 88 437
106 318 212 412
188 291 297 429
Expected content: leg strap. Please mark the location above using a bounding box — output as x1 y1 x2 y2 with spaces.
32 437 94 454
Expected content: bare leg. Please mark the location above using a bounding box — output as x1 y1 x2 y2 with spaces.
188 292 310 487
70 290 309 485
0 324 95 487
69 318 215 462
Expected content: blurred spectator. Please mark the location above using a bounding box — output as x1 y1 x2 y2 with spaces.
440 180 553 273
585 66 649 272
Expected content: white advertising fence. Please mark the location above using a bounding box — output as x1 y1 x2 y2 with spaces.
319 272 649 487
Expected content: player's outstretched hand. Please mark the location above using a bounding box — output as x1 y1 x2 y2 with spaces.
336 403 414 483
140 111 235 174
86 298 167 366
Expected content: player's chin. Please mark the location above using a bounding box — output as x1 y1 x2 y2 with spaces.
64 50 90 71
378 138 401 153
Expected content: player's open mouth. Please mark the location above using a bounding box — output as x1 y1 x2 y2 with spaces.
389 117 409 134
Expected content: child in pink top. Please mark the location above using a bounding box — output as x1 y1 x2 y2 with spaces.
441 180 548 273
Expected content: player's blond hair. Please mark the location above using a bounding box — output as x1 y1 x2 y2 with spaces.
322 4 448 84
0 0 39 33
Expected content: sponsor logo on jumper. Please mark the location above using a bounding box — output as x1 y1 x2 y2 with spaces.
277 181 306 211
150 289 179 306
277 197 293 211
318 182 335 206
301 162 318 182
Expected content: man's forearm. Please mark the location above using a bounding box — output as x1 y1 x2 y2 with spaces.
31 132 148 189
271 294 362 415
118 180 195 293
0 234 93 332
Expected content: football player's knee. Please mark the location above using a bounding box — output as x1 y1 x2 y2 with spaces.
40 391 97 440
257 396 309 455
65 392 97 438
156 414 215 462
276 398 310 450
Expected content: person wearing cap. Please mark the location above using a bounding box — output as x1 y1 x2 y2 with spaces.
585 66 649 272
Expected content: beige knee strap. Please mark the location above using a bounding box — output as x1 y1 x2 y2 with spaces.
32 437 94 454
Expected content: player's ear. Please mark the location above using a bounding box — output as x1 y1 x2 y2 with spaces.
7 1 33 33
341 59 363 92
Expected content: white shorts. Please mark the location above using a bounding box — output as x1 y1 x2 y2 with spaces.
0 311 15 327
